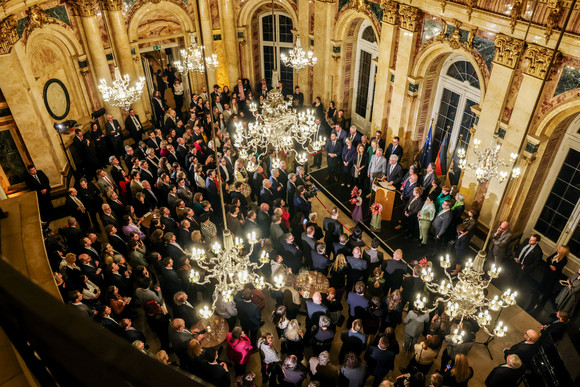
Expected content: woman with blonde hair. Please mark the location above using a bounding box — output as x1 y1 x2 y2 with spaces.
283 319 305 362
544 245 570 303
442 353 473 386
185 339 204 377
329 253 349 301
383 288 403 328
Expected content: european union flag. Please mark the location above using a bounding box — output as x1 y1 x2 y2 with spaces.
420 121 433 170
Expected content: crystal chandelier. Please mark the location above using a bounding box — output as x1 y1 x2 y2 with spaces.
280 35 317 72
234 88 324 172
189 231 284 318
174 42 219 76
98 67 145 112
414 255 517 343
456 135 521 184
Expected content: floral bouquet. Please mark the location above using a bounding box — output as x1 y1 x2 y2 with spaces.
411 257 431 269
350 187 360 204
370 202 383 215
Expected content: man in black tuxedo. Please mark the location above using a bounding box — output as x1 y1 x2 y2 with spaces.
373 130 386 150
385 136 403 160
173 291 199 329
160 257 183 301
100 203 120 229
323 207 343 238
514 234 543 278
256 204 271 239
346 125 362 146
109 156 126 186
141 180 159 210
164 109 178 135
287 173 297 216
280 233 303 274
485 354 524 387
503 329 540 366
160 207 179 235
383 154 404 186
233 78 251 110
138 160 156 184
203 348 230 387
292 86 304 108
124 109 144 145
259 179 274 207
105 224 127 257
24 165 53 221
59 217 84 253
230 182 248 215
77 178 102 231
540 310 570 342
105 114 124 157
120 318 146 344
146 131 161 154
421 163 436 198
252 165 267 202
78 253 104 286
106 191 125 216
325 133 343 182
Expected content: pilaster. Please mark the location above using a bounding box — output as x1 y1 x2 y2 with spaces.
461 33 524 225
218 0 239 89
102 0 148 123
386 4 421 140
196 0 217 88
312 0 335 104
297 0 311 104
371 0 398 137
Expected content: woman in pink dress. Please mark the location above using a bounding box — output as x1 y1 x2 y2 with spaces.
351 187 363 223
226 326 253 376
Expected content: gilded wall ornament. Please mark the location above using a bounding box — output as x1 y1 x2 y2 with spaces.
544 0 563 43
127 0 189 28
27 5 49 30
0 15 18 54
441 0 447 13
466 0 477 21
380 0 398 25
509 0 525 33
68 0 98 17
523 43 560 80
346 0 370 13
101 0 124 12
493 33 524 69
398 4 421 32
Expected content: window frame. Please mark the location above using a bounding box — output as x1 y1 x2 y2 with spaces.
259 12 294 89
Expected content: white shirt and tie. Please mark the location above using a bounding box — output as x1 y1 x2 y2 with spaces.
518 244 535 265
131 115 142 132
71 196 85 213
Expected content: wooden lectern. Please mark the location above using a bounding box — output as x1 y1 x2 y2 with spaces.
372 178 396 221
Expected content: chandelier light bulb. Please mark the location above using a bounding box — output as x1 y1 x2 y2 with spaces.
280 34 317 72
199 305 212 319
259 250 269 264
98 67 145 112
512 167 521 178
451 329 465 344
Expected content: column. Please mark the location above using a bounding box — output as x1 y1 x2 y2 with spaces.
312 0 335 104
197 0 217 88
297 0 311 103
71 0 122 122
218 0 239 88
461 34 524 225
498 44 557 229
102 0 148 123
386 4 421 139
370 0 398 136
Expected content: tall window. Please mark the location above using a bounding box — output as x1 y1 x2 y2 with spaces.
352 21 378 133
431 56 481 160
260 13 294 92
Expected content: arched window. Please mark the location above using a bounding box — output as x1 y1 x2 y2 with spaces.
431 56 481 158
260 13 294 91
351 22 378 133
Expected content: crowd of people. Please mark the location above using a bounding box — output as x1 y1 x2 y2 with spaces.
24 72 577 386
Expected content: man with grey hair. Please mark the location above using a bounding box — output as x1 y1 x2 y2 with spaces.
488 221 512 266
270 214 284 249
367 148 386 198
280 232 302 274
260 178 274 207
384 154 404 186
485 354 523 386
287 172 297 214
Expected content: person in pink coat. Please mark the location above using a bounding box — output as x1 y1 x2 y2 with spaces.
226 326 254 376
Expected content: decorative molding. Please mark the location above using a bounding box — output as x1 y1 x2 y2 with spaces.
441 0 446 13
127 0 189 28
523 43 560 79
380 0 398 25
101 0 124 12
545 0 563 43
493 33 524 69
466 0 477 21
0 15 18 54
68 0 98 17
509 0 525 33
398 4 421 32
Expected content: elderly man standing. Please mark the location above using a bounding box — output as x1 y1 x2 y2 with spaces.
489 221 512 266
366 148 386 198
105 114 124 157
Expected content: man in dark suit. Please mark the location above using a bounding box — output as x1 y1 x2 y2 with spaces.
489 221 513 266
269 168 284 199
173 291 199 329
514 234 543 276
203 348 231 387
235 288 262 345
503 329 540 366
106 225 128 257
383 154 404 186
100 203 120 229
232 78 251 109
76 178 102 231
430 199 453 246
108 262 131 297
230 182 248 215
280 233 303 274
252 165 267 202
160 207 179 235
259 179 274 207
78 254 104 286
168 318 195 365
105 114 124 157
346 125 362 146
421 162 436 196
485 354 524 387
385 136 404 159
65 188 91 231
141 180 159 209
106 191 125 216
160 257 183 300
120 318 146 344
287 173 298 216
59 217 84 253
164 109 178 135
146 131 161 153
256 204 271 239
323 207 343 238
373 130 386 150
108 156 126 185
365 336 395 386
292 86 304 107
24 165 53 221
139 160 156 184
124 109 144 145
325 133 343 182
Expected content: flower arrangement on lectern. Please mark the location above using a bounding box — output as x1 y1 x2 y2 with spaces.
189 230 284 318
414 255 517 344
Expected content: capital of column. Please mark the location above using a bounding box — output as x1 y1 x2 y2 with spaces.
523 43 560 80
101 0 123 12
68 0 97 17
380 0 398 25
398 4 421 32
493 33 524 69
0 15 18 54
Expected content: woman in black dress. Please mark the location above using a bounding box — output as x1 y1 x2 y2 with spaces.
543 245 569 302
89 122 109 167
